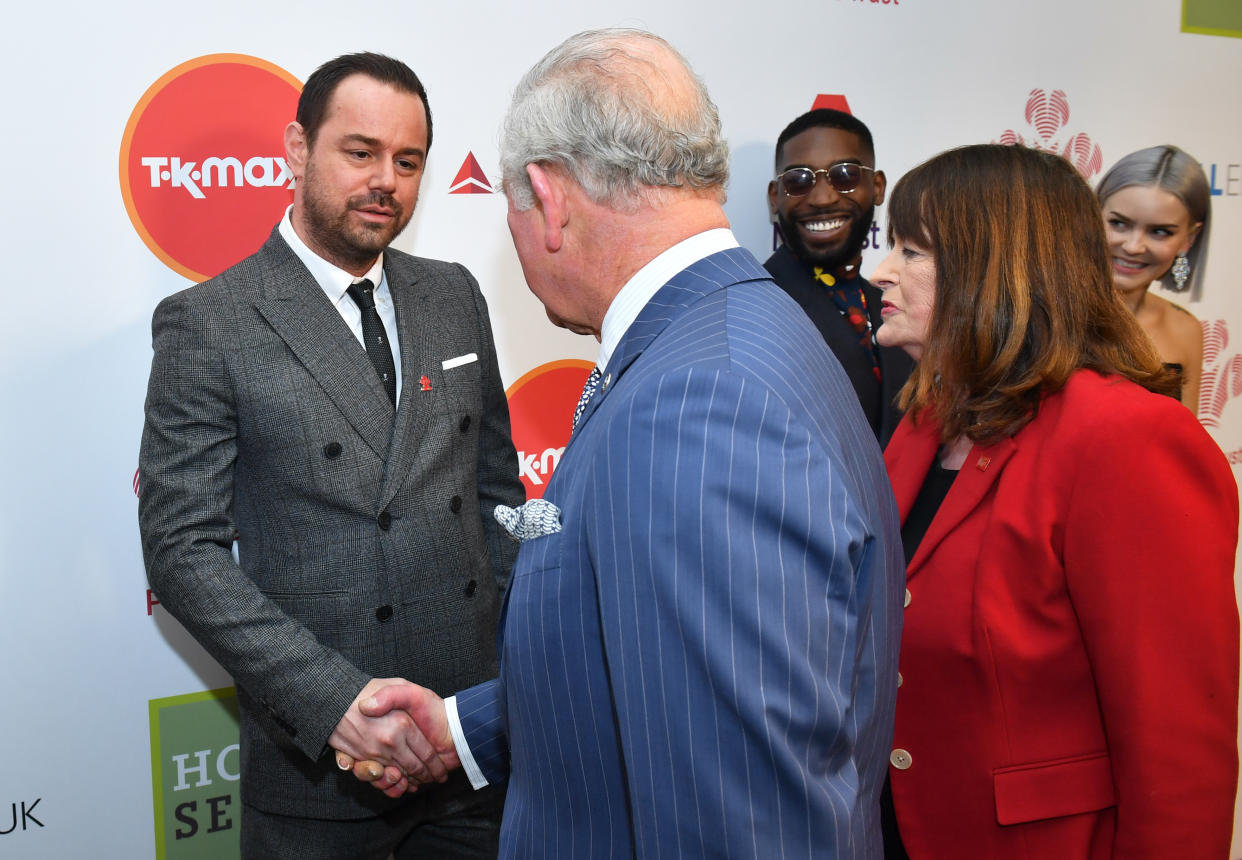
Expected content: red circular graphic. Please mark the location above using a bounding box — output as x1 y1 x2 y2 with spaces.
119 54 302 282
506 360 594 499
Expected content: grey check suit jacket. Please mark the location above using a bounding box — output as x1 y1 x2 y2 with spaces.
138 227 523 818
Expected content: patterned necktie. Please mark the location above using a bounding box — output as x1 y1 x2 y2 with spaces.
813 267 881 382
346 279 397 405
572 366 602 431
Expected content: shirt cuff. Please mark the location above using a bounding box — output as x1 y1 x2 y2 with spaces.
444 695 489 790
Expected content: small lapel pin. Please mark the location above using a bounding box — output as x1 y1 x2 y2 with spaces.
420 375 432 391
976 455 991 471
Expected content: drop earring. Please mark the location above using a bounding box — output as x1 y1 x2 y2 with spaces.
1171 254 1191 291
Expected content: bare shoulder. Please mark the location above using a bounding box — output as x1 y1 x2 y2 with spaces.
1157 296 1204 342
1140 294 1202 364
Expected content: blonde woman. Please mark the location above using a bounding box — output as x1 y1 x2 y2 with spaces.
1096 145 1211 413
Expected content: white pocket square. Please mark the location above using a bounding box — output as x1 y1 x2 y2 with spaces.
494 499 563 542
442 353 478 370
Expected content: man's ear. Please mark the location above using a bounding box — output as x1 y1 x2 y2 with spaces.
284 121 309 180
767 180 779 223
528 163 569 253
872 169 887 207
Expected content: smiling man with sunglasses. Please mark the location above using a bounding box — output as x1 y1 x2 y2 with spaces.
766 108 913 444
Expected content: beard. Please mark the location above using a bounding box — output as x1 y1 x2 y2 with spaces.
777 204 875 272
299 160 411 271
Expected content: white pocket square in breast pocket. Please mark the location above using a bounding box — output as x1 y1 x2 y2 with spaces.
442 353 478 370
494 500 563 542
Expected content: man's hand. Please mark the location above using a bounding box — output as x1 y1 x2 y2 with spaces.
331 680 460 798
327 678 450 789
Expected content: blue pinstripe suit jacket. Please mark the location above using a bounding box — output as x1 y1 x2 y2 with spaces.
457 247 904 858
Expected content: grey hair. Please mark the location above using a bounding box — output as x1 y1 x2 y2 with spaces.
1096 145 1212 299
500 28 730 212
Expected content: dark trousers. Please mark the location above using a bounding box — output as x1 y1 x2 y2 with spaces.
241 782 505 860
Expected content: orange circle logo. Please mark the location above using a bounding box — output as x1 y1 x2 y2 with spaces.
506 360 594 499
119 54 302 282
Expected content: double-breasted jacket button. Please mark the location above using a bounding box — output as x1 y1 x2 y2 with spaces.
459 415 471 433
890 749 912 770
464 579 478 597
375 605 393 622
322 442 342 458
904 588 912 608
377 510 392 530
450 495 462 514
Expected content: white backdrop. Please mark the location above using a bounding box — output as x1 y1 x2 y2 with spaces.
2 1 1240 856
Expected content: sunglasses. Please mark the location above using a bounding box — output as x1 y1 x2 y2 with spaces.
776 163 875 196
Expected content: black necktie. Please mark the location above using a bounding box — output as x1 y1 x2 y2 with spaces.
346 279 397 405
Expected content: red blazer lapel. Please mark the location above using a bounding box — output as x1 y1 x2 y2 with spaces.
886 417 1018 580
884 417 940 524
907 436 1016 577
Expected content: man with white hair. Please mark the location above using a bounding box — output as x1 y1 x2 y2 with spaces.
349 29 904 858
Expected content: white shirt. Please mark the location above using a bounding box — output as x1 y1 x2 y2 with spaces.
446 227 741 790
278 206 403 403
596 228 739 372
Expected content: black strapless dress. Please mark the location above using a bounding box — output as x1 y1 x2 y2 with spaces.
1163 363 1184 401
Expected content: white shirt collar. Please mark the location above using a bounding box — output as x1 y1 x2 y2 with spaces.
278 205 385 299
596 228 739 371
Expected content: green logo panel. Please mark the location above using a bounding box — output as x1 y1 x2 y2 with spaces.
1183 0 1242 37
150 688 242 860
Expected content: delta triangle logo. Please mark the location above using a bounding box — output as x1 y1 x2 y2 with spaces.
811 93 852 114
449 152 495 194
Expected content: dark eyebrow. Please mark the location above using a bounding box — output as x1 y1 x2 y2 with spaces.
1105 210 1179 230
341 133 425 159
341 133 380 148
781 159 865 170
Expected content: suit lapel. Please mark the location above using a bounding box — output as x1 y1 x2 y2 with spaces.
891 420 1017 579
573 247 769 435
380 259 435 508
251 231 394 459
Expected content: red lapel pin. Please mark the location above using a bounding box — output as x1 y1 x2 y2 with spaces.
420 375 432 391
976 455 991 471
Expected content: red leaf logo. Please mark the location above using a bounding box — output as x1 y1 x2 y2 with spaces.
1024 89 1070 140
1062 133 1102 177
1202 319 1228 367
1199 320 1241 428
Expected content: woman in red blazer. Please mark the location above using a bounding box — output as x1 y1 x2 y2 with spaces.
872 144 1239 859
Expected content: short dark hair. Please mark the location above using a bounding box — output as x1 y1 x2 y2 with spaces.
296 52 433 152
774 108 875 169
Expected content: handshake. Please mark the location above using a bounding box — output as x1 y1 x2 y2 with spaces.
327 679 459 798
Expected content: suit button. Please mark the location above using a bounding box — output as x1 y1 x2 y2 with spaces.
377 511 392 530
464 579 477 597
890 749 912 770
459 415 471 433
375 605 393 622
323 442 342 458
450 495 462 513
904 588 912 608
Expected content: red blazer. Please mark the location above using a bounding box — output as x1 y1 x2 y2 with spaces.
884 370 1239 859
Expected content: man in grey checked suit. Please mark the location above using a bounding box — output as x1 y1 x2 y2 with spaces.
346 30 905 858
138 52 522 858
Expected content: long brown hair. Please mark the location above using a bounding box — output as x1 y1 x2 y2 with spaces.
888 144 1177 444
